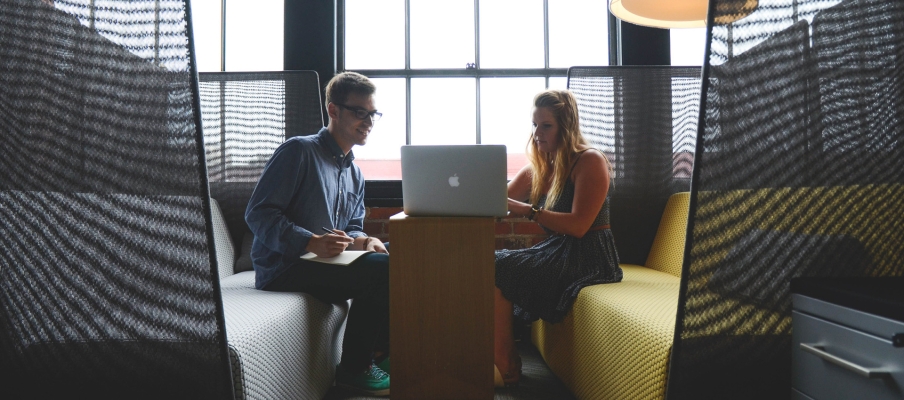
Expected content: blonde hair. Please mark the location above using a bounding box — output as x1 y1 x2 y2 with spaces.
527 89 611 208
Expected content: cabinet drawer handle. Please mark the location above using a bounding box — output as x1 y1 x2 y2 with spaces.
800 343 891 379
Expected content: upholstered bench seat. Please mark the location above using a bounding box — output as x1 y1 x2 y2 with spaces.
211 199 350 400
532 192 689 400
532 266 680 400
220 272 348 400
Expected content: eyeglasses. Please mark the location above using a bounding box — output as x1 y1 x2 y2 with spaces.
334 103 382 121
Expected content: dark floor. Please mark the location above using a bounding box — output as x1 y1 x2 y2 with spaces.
322 341 576 400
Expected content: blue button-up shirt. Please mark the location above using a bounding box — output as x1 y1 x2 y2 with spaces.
245 128 367 289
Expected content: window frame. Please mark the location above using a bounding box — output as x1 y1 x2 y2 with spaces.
331 1 669 207
337 0 578 148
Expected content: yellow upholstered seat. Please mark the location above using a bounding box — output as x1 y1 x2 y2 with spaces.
532 192 689 400
645 192 690 278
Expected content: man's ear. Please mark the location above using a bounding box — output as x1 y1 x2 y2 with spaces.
326 102 339 121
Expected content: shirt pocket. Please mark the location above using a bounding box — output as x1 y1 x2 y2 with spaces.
345 191 362 217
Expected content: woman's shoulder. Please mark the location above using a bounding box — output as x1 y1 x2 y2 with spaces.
573 147 607 167
570 147 609 180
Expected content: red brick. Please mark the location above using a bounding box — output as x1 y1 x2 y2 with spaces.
513 222 547 235
368 207 404 220
363 222 383 236
495 238 507 250
495 222 512 235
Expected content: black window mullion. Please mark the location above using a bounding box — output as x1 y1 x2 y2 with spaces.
337 0 345 72
405 0 410 70
474 0 481 144
405 0 411 145
406 76 411 145
353 68 568 78
543 0 549 87
220 0 226 71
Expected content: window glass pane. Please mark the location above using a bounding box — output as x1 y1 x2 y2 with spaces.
225 0 283 71
480 78 545 178
549 77 568 90
353 78 406 180
410 0 474 69
549 0 608 68
346 0 404 69
190 0 222 72
410 78 476 145
479 0 543 68
671 27 707 66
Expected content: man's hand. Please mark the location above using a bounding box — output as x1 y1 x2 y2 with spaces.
306 230 354 258
366 237 388 254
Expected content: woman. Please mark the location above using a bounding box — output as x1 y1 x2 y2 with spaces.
494 89 622 387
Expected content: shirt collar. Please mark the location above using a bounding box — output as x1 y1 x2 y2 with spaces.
316 127 355 168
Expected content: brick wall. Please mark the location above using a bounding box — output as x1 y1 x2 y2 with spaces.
363 207 548 250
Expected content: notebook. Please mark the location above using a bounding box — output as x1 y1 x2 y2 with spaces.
401 145 508 217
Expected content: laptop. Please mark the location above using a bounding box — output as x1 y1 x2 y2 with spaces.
401 145 508 217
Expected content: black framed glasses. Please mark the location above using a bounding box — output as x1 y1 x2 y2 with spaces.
334 103 382 121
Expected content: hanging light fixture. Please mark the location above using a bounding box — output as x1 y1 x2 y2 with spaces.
609 0 758 29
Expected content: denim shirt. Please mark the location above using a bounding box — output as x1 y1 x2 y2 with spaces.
245 128 367 289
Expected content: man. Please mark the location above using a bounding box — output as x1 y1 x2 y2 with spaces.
245 72 391 396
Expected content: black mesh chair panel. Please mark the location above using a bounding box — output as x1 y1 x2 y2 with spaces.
668 0 904 398
567 66 701 265
700 20 817 190
199 71 324 274
811 0 904 186
0 1 231 398
200 71 324 183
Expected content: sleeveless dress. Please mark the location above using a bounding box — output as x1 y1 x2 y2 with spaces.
495 165 622 323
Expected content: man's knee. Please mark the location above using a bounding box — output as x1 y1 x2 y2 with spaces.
357 253 389 281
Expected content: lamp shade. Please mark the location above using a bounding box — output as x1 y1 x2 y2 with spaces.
609 0 758 29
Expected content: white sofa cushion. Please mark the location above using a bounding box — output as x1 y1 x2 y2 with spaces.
210 198 236 280
220 271 349 400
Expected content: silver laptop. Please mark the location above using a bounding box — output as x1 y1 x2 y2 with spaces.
401 145 508 217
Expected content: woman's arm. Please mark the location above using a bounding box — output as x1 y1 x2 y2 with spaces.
506 164 535 218
532 151 609 238
507 164 532 202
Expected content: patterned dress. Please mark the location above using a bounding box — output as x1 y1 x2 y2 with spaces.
495 179 622 323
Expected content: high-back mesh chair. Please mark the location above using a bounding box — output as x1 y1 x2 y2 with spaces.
567 66 702 265
0 1 232 397
668 0 904 398
199 71 324 275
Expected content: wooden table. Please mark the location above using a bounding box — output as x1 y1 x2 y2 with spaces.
389 212 495 400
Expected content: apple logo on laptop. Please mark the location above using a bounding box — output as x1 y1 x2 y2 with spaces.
448 173 460 187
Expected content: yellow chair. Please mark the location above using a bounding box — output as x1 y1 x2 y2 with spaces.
532 192 689 400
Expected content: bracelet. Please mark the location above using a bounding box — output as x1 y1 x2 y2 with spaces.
528 205 543 221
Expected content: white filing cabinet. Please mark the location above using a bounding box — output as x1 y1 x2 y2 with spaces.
791 278 904 400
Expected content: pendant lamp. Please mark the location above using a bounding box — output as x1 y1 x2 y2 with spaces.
609 0 758 29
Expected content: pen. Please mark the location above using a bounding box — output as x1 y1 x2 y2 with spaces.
322 227 340 235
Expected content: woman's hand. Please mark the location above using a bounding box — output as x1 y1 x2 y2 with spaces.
306 231 354 257
507 198 533 219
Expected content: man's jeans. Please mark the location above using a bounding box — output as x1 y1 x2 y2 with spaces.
264 244 390 371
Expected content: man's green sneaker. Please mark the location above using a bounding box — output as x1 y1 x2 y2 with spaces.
335 363 390 396
376 356 390 374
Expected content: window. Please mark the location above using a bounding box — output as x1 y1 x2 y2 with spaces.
342 0 609 180
190 0 283 72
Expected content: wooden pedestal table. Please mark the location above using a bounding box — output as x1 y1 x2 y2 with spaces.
389 212 495 400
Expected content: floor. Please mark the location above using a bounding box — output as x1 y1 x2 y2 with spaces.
322 341 576 400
